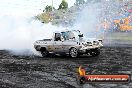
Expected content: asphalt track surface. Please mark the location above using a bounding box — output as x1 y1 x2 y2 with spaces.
0 45 132 88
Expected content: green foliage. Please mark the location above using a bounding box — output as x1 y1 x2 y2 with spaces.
75 0 85 5
44 5 55 12
58 0 68 10
37 13 52 23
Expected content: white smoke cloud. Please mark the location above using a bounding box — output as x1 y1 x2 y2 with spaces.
73 3 102 38
0 0 69 55
0 13 66 55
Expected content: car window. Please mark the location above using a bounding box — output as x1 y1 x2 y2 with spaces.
61 31 75 40
55 33 61 41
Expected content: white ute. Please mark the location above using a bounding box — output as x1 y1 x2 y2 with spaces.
34 30 103 58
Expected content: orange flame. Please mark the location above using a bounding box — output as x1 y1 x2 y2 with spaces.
78 66 86 76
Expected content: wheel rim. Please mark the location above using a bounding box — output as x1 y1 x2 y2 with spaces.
70 48 78 57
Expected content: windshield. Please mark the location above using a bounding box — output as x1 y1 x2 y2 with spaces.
61 30 83 41
72 30 82 38
61 31 75 40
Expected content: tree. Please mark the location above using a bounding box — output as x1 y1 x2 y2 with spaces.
44 5 55 12
58 0 68 10
75 0 85 5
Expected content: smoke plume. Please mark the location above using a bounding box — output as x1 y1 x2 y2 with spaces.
0 13 65 55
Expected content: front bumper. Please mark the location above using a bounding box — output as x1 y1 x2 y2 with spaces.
79 45 102 53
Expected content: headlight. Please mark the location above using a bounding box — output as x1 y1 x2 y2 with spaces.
93 41 99 45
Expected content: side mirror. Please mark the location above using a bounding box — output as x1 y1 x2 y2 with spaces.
61 36 64 42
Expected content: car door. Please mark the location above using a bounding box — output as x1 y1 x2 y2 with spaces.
54 41 63 52
46 41 55 52
62 40 77 53
54 33 63 53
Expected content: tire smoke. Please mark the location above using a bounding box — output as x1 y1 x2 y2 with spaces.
0 13 65 55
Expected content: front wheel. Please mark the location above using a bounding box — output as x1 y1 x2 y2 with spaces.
69 48 78 58
41 49 49 57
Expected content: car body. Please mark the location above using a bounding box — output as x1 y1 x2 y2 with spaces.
34 30 103 58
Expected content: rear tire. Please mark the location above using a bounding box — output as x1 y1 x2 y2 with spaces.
40 48 49 57
69 48 78 58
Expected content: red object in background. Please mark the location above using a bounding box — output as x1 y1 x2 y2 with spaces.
85 75 130 83
128 10 132 13
77 66 131 84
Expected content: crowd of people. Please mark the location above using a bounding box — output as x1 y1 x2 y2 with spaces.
98 0 132 32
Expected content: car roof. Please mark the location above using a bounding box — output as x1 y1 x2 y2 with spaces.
54 30 80 33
